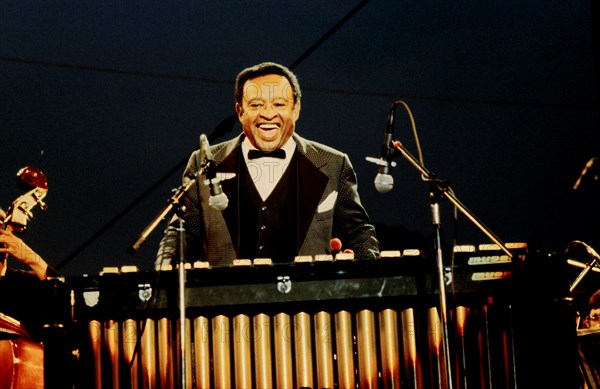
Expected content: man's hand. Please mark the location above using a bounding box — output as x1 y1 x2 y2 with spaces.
0 228 49 280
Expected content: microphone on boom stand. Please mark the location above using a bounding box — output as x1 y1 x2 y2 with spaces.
366 101 398 193
365 99 456 388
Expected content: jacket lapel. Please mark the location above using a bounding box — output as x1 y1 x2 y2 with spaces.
297 153 327 245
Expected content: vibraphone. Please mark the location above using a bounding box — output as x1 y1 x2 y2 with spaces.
62 246 573 389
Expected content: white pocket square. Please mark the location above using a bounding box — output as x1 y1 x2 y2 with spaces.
317 191 338 213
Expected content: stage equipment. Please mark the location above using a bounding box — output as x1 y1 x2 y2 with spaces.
200 134 229 211
67 254 526 389
127 134 220 388
567 240 600 388
566 240 600 293
367 100 514 389
577 326 600 388
573 157 597 190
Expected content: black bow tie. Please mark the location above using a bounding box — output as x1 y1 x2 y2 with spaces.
248 149 286 159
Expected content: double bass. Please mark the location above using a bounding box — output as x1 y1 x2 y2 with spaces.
0 167 49 389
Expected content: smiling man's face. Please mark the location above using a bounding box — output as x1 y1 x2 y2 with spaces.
236 74 300 152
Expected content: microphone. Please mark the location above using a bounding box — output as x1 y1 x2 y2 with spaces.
200 134 228 211
573 157 597 190
370 102 398 193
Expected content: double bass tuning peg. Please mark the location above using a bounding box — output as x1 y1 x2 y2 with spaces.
16 166 48 191
3 167 49 229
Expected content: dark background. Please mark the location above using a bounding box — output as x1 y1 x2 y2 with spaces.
1 1 598 277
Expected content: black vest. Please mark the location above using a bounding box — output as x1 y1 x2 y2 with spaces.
238 153 298 263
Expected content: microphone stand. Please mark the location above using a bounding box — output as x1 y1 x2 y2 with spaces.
569 256 599 293
390 140 513 256
568 241 600 293
128 167 207 389
389 139 513 389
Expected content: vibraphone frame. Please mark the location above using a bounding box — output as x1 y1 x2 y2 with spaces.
63 253 577 389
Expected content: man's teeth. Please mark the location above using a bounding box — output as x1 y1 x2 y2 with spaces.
259 124 278 130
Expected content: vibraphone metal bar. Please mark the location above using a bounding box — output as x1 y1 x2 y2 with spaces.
68 256 516 389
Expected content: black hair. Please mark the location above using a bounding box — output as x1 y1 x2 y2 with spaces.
234 62 301 105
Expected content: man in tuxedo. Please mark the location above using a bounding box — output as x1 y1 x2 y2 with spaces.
157 61 379 267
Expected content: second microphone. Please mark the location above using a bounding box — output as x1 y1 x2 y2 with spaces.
200 134 229 211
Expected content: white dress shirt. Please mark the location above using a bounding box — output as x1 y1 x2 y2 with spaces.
241 138 296 200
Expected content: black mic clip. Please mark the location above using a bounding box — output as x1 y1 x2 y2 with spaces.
201 157 217 184
366 101 401 167
379 100 402 161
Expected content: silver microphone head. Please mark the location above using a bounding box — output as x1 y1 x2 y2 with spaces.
374 173 394 193
208 192 229 211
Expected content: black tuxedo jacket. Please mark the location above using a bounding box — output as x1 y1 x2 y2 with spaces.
157 133 379 267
